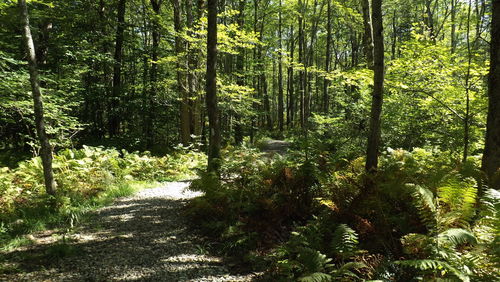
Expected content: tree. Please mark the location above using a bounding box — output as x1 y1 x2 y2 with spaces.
109 0 126 137
482 0 500 189
277 0 284 132
19 0 56 195
172 0 190 145
365 0 384 173
206 0 221 173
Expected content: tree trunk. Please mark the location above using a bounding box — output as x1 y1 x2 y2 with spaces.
323 0 332 113
463 0 472 163
482 0 500 189
287 25 295 127
234 0 245 144
206 0 221 173
365 0 384 173
361 0 373 68
147 0 162 147
277 0 284 132
451 0 456 53
109 0 126 137
19 0 56 196
298 0 305 128
172 0 191 145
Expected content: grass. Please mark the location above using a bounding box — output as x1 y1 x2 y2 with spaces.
0 180 157 252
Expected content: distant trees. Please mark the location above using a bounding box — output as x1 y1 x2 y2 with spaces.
19 0 56 195
482 0 500 189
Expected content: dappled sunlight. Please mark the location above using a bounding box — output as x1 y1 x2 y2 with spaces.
1 182 256 281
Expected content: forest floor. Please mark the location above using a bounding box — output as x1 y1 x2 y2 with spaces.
0 182 260 281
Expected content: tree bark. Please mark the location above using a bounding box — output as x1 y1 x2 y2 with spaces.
451 0 456 53
109 0 126 137
146 0 162 147
482 0 500 189
19 0 56 196
206 0 221 173
234 0 245 144
365 0 384 173
277 0 284 132
361 0 373 68
172 0 191 145
287 25 295 127
323 0 332 112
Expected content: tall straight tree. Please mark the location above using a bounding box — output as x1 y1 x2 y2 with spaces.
482 0 500 189
206 0 221 173
365 0 384 172
147 0 162 147
277 0 284 132
234 0 246 144
361 0 373 68
19 0 56 195
323 0 332 112
172 0 191 145
109 0 126 137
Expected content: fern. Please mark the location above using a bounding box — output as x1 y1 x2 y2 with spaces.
331 224 359 259
408 184 437 231
298 272 333 282
438 228 477 247
333 261 366 279
438 176 477 226
395 259 469 281
296 247 333 273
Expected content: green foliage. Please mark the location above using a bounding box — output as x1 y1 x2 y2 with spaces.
186 147 321 259
0 146 205 250
270 217 365 281
396 177 499 281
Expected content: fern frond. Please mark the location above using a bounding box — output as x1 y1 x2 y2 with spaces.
296 247 332 273
408 184 437 230
298 272 332 282
395 259 470 281
438 176 477 224
331 224 359 258
333 261 366 278
438 228 477 247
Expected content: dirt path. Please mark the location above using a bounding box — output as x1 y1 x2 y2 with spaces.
1 182 258 281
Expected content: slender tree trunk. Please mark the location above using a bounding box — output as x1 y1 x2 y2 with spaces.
147 0 162 147
391 9 397 59
424 0 435 41
361 0 373 68
206 0 221 173
172 0 191 145
19 0 56 195
323 0 332 113
278 0 284 132
234 0 246 144
109 0 126 137
298 0 305 128
186 0 197 138
463 0 472 163
365 0 384 173
482 0 500 189
287 25 295 127
451 0 456 53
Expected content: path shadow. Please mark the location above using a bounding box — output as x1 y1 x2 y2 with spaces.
1 193 241 281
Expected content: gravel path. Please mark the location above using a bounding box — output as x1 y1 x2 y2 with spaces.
1 182 259 281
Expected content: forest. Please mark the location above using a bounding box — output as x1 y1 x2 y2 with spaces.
0 0 499 281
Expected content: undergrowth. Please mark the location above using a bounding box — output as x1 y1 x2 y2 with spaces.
0 146 206 251
185 146 499 281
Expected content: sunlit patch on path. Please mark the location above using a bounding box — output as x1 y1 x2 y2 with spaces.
0 182 257 281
